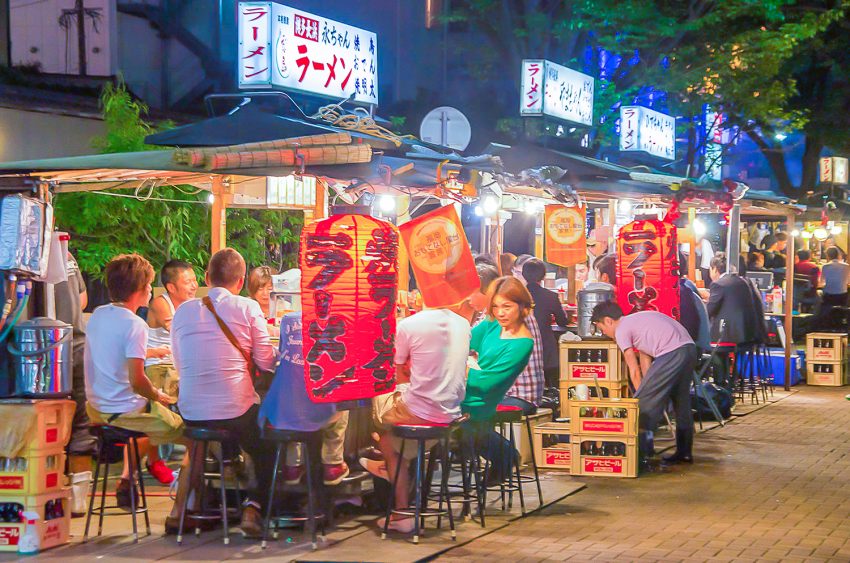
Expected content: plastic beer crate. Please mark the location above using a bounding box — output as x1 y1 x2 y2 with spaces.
558 382 629 418
559 340 627 384
532 422 572 471
0 488 71 552
0 452 65 495
568 398 639 436
806 332 849 362
806 361 849 386
571 434 637 478
1 400 74 456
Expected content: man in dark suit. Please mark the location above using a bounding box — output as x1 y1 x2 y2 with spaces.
707 253 761 344
523 258 569 387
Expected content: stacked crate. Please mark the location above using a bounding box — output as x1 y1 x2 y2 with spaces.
532 422 572 471
569 398 639 478
806 332 849 386
0 400 73 552
559 340 630 418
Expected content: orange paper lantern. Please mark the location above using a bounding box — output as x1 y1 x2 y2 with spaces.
300 206 399 403
616 218 680 319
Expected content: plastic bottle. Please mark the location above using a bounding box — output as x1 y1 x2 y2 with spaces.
772 286 783 315
18 511 40 555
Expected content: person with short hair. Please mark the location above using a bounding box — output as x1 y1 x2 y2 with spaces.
247 266 275 318
593 253 617 286
591 301 697 468
707 252 761 344
794 249 820 299
746 251 768 273
499 253 517 277
84 253 193 529
171 248 279 537
522 258 568 391
821 246 850 307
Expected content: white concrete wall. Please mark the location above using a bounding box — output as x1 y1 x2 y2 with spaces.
0 107 105 161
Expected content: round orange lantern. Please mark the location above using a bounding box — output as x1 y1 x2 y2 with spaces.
300 205 399 403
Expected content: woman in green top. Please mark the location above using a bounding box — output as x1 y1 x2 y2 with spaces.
462 276 535 421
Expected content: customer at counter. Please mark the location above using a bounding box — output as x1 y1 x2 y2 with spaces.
522 258 568 389
707 253 761 344
593 253 617 287
247 266 280 338
821 246 850 307
171 248 279 537
84 253 192 528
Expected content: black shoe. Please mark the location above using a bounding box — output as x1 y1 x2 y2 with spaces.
639 459 670 475
115 478 138 511
661 451 694 465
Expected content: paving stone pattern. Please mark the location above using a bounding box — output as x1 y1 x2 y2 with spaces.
438 386 850 562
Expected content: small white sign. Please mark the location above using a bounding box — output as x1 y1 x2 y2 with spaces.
520 59 594 126
238 2 379 105
820 157 849 184
619 106 676 160
267 175 317 208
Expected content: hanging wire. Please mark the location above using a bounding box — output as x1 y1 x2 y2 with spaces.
312 103 415 147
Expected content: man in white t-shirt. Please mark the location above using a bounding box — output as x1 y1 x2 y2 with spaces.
85 254 192 531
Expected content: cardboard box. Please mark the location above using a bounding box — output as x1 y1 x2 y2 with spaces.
0 400 74 456
0 488 71 552
0 452 65 495
571 434 637 478
559 382 629 418
807 332 849 363
532 422 572 471
807 361 848 386
559 340 627 384
497 408 553 465
568 398 639 436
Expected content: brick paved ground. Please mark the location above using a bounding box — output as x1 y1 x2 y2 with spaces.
437 386 850 562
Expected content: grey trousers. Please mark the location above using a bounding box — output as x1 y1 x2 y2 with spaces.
634 344 697 453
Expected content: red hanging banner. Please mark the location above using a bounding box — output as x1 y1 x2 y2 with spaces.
300 209 399 403
399 205 479 308
616 218 680 319
545 204 587 267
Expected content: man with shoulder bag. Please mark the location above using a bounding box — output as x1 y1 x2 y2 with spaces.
171 248 280 537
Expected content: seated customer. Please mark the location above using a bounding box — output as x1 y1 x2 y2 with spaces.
172 248 279 537
247 266 280 337
746 251 769 273
707 253 761 344
522 258 568 391
363 290 473 534
84 254 192 529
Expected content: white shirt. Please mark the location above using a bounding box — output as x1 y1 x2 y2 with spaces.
172 287 279 421
699 238 715 269
394 309 470 423
84 304 149 414
822 260 850 295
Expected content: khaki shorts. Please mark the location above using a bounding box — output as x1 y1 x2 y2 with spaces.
372 392 438 459
145 364 179 399
87 401 185 445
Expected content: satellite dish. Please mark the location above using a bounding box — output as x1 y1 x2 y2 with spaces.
419 106 472 151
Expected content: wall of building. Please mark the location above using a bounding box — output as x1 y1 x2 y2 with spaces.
0 107 104 161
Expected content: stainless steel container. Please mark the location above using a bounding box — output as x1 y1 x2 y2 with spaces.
9 317 73 397
577 286 616 338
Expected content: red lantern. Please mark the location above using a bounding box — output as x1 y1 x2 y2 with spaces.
300 206 399 403
616 218 680 319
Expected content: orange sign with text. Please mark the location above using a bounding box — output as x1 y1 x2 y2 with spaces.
399 205 479 308
545 204 586 267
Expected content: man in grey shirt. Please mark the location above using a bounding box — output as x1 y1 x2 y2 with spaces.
821 246 850 307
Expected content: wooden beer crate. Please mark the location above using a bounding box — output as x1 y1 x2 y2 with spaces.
558 382 629 418
0 488 70 552
0 452 65 495
806 332 849 363
571 434 637 478
568 398 639 436
0 400 74 456
532 422 572 471
807 360 849 386
559 340 627 384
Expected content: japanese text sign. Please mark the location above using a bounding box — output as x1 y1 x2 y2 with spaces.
704 106 724 180
820 157 849 184
544 204 587 267
616 219 680 320
238 2 379 105
520 59 594 126
619 106 676 161
300 211 398 403
399 205 480 308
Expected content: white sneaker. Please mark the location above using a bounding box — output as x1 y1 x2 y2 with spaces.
359 457 389 481
377 516 415 533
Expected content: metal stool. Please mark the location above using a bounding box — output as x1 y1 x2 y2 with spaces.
83 425 150 543
177 426 239 545
441 421 487 528
736 344 766 404
383 422 456 544
491 405 543 513
261 427 325 550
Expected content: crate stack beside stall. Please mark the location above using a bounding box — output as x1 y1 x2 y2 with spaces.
806 333 850 386
0 400 73 552
558 340 630 417
568 398 639 478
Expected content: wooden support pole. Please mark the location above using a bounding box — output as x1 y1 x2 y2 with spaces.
784 211 795 392
210 176 228 254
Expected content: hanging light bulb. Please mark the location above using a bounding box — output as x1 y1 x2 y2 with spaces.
378 194 396 213
801 231 814 239
814 228 829 241
790 229 800 237
693 218 707 238
481 194 500 215
831 225 843 235
207 193 215 204
618 199 633 214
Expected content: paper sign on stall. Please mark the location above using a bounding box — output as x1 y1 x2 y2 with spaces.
399 205 479 308
544 204 587 267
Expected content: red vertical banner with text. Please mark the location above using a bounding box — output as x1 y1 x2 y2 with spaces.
545 204 587 267
399 205 479 308
616 218 680 319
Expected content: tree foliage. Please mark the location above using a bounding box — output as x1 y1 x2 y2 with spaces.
54 81 302 280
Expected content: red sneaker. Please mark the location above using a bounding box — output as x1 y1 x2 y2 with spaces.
146 459 175 485
323 462 350 486
283 465 305 485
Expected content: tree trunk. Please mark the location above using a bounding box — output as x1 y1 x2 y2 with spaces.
744 126 796 198
800 135 824 195
76 0 86 76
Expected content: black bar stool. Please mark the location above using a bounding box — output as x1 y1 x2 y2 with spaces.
383 421 457 544
83 425 150 543
261 427 325 550
440 421 487 528
492 405 543 512
177 426 240 545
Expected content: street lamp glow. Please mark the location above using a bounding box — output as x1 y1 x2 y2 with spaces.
774 133 787 141
481 194 500 215
378 195 395 213
790 229 800 237
693 218 707 238
618 199 633 214
801 231 814 239
474 205 483 217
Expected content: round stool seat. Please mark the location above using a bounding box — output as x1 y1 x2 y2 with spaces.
89 424 146 441
261 427 317 443
392 423 450 440
184 426 236 442
493 405 523 423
